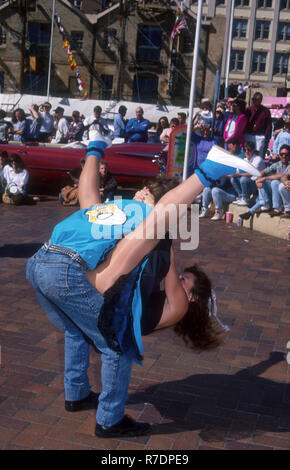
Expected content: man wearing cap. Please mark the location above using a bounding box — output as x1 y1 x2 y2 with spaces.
66 111 84 143
53 107 69 144
39 102 54 142
113 105 127 139
83 106 109 139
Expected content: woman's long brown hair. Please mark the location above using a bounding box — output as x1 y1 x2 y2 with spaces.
174 264 224 351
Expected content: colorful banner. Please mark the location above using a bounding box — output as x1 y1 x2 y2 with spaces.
167 124 196 179
55 12 88 98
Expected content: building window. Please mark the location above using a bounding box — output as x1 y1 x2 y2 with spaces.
0 71 4 93
133 74 158 103
274 53 289 74
235 0 250 6
252 52 267 73
28 22 50 47
216 0 225 4
100 74 113 100
257 0 272 7
70 0 82 9
136 25 162 62
280 0 290 9
0 26 6 46
255 21 270 40
230 50 245 71
71 31 83 50
180 33 194 53
278 22 290 41
233 19 248 39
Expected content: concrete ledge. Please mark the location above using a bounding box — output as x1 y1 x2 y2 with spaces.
228 204 289 240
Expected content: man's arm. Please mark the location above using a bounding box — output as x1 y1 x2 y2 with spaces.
78 145 103 209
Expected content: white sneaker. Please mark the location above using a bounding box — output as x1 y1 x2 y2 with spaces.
199 207 210 218
232 198 241 205
211 210 224 221
237 198 250 206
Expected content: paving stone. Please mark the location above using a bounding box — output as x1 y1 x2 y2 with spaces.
0 199 289 450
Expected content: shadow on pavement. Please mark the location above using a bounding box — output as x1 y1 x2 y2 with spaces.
0 243 43 258
128 352 290 440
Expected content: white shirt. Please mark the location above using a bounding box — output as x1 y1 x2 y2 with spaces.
83 115 109 137
3 165 29 193
248 154 266 180
54 117 69 143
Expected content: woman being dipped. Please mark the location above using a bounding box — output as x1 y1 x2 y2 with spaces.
26 135 259 438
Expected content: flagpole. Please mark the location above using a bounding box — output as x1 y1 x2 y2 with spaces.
47 0 56 100
224 0 234 99
182 0 203 181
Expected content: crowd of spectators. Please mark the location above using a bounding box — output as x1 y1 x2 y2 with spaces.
0 94 289 216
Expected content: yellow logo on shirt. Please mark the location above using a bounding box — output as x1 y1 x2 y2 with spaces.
86 204 126 225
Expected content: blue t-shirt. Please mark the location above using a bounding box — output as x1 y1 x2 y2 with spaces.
50 199 152 270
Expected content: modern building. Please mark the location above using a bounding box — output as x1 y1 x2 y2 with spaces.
190 0 290 95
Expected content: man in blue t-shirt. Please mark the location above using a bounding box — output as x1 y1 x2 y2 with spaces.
113 105 127 139
125 106 150 142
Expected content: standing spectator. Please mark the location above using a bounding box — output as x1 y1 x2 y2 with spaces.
66 111 84 143
99 161 118 202
8 108 26 143
177 112 187 126
191 124 216 169
39 102 54 142
244 92 272 158
113 106 127 139
255 144 290 214
0 150 8 197
52 107 69 144
272 118 290 158
213 106 226 145
125 106 150 143
223 98 248 146
25 105 42 142
0 110 13 143
83 106 109 139
156 116 169 138
230 140 265 206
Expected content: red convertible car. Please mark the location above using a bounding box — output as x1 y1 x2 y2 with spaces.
0 141 164 193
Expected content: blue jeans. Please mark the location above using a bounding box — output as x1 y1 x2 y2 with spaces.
26 246 132 427
202 187 236 211
258 180 283 210
230 176 257 200
279 182 290 211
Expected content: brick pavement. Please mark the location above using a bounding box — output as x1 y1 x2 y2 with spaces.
0 197 289 450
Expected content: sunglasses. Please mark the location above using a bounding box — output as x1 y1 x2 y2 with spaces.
280 152 288 156
243 148 252 152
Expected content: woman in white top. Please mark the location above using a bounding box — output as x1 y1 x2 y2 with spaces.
2 153 37 205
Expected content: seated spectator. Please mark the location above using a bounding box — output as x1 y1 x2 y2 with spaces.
279 163 290 218
177 112 187 126
255 144 290 215
272 118 290 158
0 150 8 197
156 116 169 139
113 106 127 139
39 102 54 142
159 118 179 147
125 106 150 143
8 108 26 143
0 110 13 143
59 158 85 206
52 107 69 144
223 98 248 146
25 105 42 142
230 140 265 206
99 161 117 202
244 92 272 158
66 111 84 143
84 106 109 139
199 176 236 221
273 103 290 138
2 153 36 205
